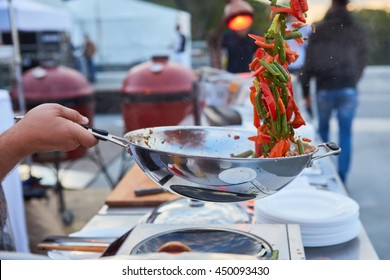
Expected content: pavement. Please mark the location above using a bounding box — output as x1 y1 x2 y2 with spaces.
23 65 390 259
345 66 390 260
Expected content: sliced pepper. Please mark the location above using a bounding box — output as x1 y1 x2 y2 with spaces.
290 0 306 23
268 139 290 158
270 6 293 14
247 0 309 158
299 0 309 13
291 101 306 129
259 76 277 120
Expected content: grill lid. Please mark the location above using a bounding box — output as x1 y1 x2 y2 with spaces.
13 65 93 100
121 56 196 94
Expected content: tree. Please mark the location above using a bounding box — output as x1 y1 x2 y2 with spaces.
355 9 390 65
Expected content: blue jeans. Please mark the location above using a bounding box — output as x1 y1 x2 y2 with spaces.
316 88 358 183
86 58 96 83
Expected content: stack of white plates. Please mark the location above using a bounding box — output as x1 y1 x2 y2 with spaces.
254 188 360 247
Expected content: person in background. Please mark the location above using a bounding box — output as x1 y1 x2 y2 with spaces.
172 24 190 67
301 0 368 184
207 0 256 74
0 103 98 251
220 26 257 74
83 34 97 83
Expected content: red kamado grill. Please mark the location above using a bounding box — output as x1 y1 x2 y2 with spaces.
11 64 95 162
121 56 197 132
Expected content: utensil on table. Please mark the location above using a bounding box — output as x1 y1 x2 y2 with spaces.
134 187 167 196
38 227 134 255
37 235 113 253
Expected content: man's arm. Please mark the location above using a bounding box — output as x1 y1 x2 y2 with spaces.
0 103 98 182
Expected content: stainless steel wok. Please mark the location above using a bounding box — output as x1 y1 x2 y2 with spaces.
89 126 340 203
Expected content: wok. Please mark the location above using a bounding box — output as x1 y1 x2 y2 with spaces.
88 126 340 203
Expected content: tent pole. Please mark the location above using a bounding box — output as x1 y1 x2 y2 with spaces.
7 0 26 115
7 0 32 177
95 0 104 66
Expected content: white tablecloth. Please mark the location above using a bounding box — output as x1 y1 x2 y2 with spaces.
0 89 29 252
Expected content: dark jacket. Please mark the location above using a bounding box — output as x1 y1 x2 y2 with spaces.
301 8 368 98
222 30 258 74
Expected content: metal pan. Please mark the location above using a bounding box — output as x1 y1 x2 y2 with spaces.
88 126 340 203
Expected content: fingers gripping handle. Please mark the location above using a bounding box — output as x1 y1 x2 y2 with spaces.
82 125 131 150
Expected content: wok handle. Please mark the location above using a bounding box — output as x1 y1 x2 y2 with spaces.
83 125 131 150
307 142 341 167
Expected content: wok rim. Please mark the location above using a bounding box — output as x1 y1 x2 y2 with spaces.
123 125 318 161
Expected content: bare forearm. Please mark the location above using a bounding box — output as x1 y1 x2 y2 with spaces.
0 103 98 182
0 128 28 182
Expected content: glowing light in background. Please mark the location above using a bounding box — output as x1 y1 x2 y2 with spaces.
227 14 254 30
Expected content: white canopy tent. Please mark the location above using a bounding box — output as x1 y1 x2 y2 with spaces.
0 0 74 112
0 0 72 32
65 0 191 67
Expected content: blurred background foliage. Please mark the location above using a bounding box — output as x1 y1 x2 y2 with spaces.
355 9 390 65
144 0 390 65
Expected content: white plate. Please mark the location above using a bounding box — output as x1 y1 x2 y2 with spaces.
256 210 360 228
255 189 359 225
256 214 361 247
254 189 361 247
301 221 361 247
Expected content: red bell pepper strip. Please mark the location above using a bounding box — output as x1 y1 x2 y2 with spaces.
290 0 306 23
253 107 260 128
249 130 271 157
251 66 265 77
291 21 306 28
249 58 260 71
259 76 277 120
285 88 294 121
248 33 265 42
249 86 256 105
268 139 291 158
255 40 274 49
299 0 309 13
255 47 268 59
291 101 306 129
257 132 271 143
294 37 305 45
270 6 293 14
249 131 271 145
